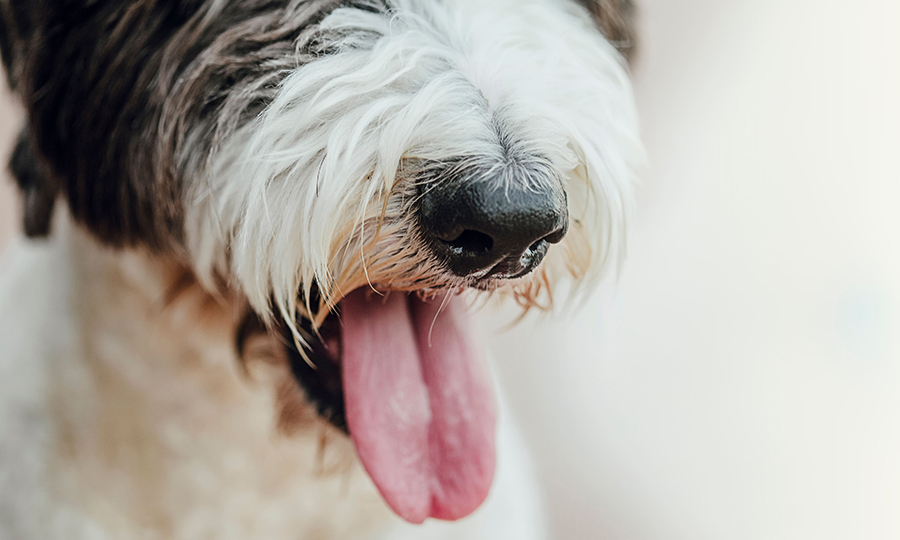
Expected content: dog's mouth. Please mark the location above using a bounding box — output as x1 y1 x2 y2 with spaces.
282 288 496 524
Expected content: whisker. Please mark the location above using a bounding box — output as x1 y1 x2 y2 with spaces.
427 290 453 348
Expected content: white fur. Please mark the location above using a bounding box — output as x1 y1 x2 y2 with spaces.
187 0 641 325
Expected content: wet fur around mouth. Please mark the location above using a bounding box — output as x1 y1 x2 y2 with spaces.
240 287 451 437
280 311 348 434
237 301 346 435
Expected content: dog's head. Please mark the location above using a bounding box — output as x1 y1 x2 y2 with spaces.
2 0 640 525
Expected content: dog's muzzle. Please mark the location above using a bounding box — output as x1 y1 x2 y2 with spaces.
278 164 568 524
418 174 568 280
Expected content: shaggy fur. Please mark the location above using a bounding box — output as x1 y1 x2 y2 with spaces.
0 0 641 538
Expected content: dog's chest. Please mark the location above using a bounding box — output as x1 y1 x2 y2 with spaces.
1 231 395 539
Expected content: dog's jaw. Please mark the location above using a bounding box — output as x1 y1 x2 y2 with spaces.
270 286 498 523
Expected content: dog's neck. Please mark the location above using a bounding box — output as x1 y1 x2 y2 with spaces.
47 220 392 538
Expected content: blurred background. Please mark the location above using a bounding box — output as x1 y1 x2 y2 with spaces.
2 0 899 538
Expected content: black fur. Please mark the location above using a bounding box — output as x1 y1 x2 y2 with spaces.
281 315 348 434
0 0 366 251
236 309 348 433
9 128 55 237
576 0 638 60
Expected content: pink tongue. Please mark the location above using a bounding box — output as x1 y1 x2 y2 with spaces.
340 289 496 524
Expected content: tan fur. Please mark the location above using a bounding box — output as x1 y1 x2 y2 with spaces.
49 224 392 539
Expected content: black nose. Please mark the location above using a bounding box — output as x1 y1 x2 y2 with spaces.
418 176 568 279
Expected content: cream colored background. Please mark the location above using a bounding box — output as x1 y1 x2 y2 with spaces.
2 0 899 538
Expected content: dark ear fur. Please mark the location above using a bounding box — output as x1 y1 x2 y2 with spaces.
9 128 58 238
0 0 350 252
576 0 638 60
1 3 51 237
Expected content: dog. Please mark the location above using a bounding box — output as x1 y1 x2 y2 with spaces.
0 0 641 538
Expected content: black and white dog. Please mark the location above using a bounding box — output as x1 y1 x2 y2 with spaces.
0 1 640 538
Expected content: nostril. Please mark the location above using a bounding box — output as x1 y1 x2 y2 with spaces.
527 238 545 255
517 238 549 270
441 229 494 255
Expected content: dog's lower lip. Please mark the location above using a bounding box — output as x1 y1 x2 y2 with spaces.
282 288 432 433
283 307 348 433
282 288 433 433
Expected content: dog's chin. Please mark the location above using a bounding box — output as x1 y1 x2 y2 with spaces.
283 287 497 524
